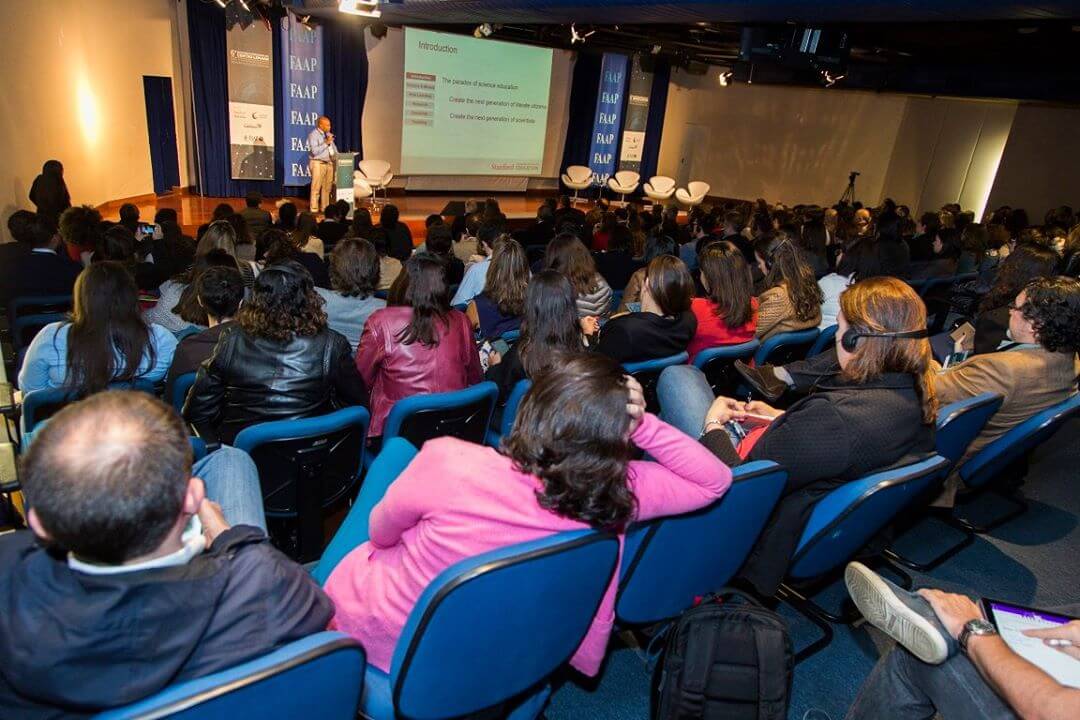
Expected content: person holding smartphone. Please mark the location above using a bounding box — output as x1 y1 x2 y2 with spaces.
837 562 1080 720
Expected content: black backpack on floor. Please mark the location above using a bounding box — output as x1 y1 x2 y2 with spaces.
653 591 793 720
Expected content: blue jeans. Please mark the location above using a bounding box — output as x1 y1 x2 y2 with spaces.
193 446 267 532
657 365 715 437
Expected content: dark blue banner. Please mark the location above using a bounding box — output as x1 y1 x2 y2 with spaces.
587 52 629 186
281 14 323 186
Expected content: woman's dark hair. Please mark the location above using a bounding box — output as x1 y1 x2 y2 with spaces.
754 233 824 322
799 221 828 259
484 238 529 317
277 202 298 231
426 225 454 256
95 225 137 266
609 224 633 253
351 207 374 237
699 241 754 327
934 228 962 260
504 353 637 531
294 212 318 251
836 238 884 281
195 219 237 259
238 260 327 342
980 243 1058 312
380 204 401 230
960 223 988 262
397 252 450 347
329 238 380 298
65 262 155 394
172 249 240 324
1020 276 1080 354
644 255 694 316
195 265 244 320
226 212 252 247
261 228 300 266
544 233 600 296
518 270 583 379
212 203 234 221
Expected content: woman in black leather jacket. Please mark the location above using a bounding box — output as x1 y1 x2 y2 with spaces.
183 259 366 446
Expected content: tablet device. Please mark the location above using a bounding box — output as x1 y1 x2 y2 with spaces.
982 599 1080 688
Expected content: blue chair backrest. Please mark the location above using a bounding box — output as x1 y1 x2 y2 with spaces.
11 312 67 353
788 454 951 581
388 530 619 719
500 378 532 438
692 340 759 395
22 381 157 436
808 325 838 358
959 393 1080 490
190 436 207 463
500 329 521 344
623 352 689 413
234 406 370 562
94 632 365 720
313 438 420 585
171 372 198 413
382 382 498 449
935 392 1003 464
609 289 624 314
753 328 820 367
617 461 787 625
8 293 72 320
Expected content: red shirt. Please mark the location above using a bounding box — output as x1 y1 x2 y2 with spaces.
686 296 759 362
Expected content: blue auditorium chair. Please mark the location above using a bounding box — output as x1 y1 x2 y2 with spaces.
7 293 72 341
486 378 532 448
371 382 498 467
359 530 619 720
609 289 624 314
94 632 365 720
752 328 820 367
616 460 787 626
623 352 689 413
952 392 1080 533
11 312 68 355
234 406 370 563
776 454 951 661
884 392 1004 571
312 438 420 585
171 372 197 413
807 324 838 358
21 381 157 439
190 436 208 463
692 339 759 395
500 329 521 344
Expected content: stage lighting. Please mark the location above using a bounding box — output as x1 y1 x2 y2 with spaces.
718 70 733 87
569 23 595 45
339 0 381 18
474 23 494 39
213 0 226 7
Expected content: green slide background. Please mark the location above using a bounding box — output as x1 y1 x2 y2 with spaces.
402 28 553 176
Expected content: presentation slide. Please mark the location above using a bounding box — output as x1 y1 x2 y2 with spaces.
401 28 553 176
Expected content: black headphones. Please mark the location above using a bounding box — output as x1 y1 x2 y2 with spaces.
840 327 929 352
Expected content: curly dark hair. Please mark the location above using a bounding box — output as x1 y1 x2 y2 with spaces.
504 353 638 531
58 204 103 251
1020 276 1080 354
238 259 327 342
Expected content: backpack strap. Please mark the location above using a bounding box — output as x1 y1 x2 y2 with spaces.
753 618 792 720
676 613 720 717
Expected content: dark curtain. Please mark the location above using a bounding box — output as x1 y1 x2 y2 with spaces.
186 1 367 197
323 18 368 159
560 51 603 171
639 59 671 182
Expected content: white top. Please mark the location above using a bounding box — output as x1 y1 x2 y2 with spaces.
818 273 853 329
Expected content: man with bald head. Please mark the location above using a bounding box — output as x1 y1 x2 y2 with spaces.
0 392 332 717
307 115 338 214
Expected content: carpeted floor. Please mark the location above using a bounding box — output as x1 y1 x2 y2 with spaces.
545 417 1080 720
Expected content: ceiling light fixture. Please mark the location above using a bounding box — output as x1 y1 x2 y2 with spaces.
569 23 596 45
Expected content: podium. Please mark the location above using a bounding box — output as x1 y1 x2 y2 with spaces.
335 152 356 204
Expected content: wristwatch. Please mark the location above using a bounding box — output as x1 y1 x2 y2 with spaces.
958 619 998 654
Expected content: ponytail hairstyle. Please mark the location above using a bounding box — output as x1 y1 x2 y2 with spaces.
397 252 451 347
754 231 823 322
838 277 937 425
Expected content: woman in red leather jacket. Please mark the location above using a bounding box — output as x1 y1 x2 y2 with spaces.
356 252 483 437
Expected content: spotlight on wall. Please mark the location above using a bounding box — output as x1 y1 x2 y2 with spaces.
570 23 596 45
339 0 381 18
718 70 733 87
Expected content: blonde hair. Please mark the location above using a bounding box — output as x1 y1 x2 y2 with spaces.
838 277 937 425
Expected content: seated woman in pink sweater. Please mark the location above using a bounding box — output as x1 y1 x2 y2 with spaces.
324 352 733 676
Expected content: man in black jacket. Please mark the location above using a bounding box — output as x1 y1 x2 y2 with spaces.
0 391 333 718
0 213 82 305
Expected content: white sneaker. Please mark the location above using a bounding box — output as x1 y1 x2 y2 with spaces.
845 562 949 665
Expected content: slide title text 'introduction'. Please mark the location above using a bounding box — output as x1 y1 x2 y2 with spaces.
418 41 458 54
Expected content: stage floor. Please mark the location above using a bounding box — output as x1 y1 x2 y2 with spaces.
96 189 600 239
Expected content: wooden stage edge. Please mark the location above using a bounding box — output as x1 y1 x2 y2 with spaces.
95 188 699 240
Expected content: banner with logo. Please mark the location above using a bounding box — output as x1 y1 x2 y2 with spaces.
226 22 275 180
618 55 654 174
281 14 324 186
587 52 628 186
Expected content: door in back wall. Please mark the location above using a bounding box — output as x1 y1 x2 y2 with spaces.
143 76 181 195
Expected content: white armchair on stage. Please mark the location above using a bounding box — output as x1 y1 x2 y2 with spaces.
353 174 374 208
358 159 393 205
607 171 640 205
561 165 594 204
676 181 710 209
643 176 676 206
